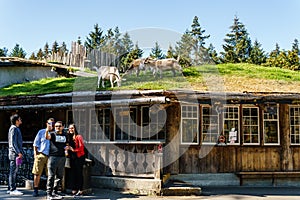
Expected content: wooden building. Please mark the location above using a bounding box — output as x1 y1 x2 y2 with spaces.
1 89 300 192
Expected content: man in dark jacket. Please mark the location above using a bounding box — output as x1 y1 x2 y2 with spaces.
45 121 68 200
8 114 23 196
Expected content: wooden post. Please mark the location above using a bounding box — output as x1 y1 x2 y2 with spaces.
279 104 293 171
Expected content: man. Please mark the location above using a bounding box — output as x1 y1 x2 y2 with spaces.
45 121 68 200
32 118 54 197
8 114 23 196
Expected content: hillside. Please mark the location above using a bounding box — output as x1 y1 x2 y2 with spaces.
1 63 300 97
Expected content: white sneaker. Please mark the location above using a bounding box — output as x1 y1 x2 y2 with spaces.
10 189 23 196
6 190 10 194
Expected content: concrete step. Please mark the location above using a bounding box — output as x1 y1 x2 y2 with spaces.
169 173 240 186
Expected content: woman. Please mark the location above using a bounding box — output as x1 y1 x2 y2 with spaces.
67 123 85 196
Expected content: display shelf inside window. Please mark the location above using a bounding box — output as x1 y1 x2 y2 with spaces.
202 105 219 144
223 106 239 145
263 104 280 145
242 106 260 145
290 106 300 145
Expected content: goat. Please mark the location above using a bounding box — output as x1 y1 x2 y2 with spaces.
126 58 146 76
93 66 121 88
144 56 182 78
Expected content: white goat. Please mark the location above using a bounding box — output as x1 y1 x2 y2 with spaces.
93 66 121 88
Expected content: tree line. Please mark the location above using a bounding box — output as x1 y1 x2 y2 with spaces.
1 15 299 71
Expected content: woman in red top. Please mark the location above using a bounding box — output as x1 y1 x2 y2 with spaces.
68 123 85 196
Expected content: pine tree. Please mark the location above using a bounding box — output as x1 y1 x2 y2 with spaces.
189 16 210 65
166 45 175 58
207 44 220 64
150 42 165 59
264 43 280 67
286 50 300 70
292 39 299 55
247 40 266 65
10 44 26 58
175 30 193 67
0 47 8 57
221 15 252 63
122 43 143 72
36 48 44 60
59 42 68 55
43 42 50 59
77 36 82 45
84 23 105 51
29 52 37 60
51 41 59 54
102 28 115 53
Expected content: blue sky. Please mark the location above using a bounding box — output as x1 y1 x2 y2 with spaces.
1 0 299 57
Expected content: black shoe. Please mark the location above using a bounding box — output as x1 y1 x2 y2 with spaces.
32 190 39 197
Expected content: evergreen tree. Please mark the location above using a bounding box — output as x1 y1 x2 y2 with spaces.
286 50 300 70
150 42 165 59
36 48 44 60
84 23 105 51
102 28 115 53
264 43 280 67
44 42 50 58
10 44 26 58
0 47 8 57
189 16 210 64
175 30 193 67
292 39 299 55
121 32 134 55
207 44 220 64
29 52 37 60
77 36 82 45
247 40 266 65
221 15 252 63
122 43 143 72
166 45 175 58
51 41 59 54
58 42 68 55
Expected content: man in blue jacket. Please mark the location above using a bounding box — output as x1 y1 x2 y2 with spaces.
32 118 54 197
8 114 23 196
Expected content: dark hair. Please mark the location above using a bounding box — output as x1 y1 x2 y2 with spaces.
10 114 20 125
69 123 79 136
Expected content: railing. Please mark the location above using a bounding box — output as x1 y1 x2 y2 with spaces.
46 42 120 69
0 143 34 187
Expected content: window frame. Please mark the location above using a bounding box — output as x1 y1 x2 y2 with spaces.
242 105 260 145
289 105 300 145
223 105 240 145
201 105 219 145
263 104 280 146
180 104 199 145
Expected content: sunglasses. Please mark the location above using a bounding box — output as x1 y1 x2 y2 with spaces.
48 122 55 125
55 125 62 127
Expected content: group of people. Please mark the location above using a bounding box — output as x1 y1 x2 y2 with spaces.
7 114 86 200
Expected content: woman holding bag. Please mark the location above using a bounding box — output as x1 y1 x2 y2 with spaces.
67 124 85 196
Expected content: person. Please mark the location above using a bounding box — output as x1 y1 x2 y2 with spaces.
45 121 68 200
31 118 54 197
67 124 85 197
7 114 24 196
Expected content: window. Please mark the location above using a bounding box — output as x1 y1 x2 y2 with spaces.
263 104 280 145
290 106 300 145
67 109 87 134
181 104 199 144
223 106 239 145
141 106 166 141
242 106 259 145
89 108 111 141
202 105 219 144
114 107 138 141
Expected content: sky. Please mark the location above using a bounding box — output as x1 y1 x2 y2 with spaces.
1 0 299 57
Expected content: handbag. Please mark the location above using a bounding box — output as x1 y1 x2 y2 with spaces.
65 157 71 168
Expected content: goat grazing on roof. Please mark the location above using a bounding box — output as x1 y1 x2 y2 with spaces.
93 66 121 88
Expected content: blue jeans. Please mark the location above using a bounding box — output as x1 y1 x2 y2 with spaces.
9 159 19 191
46 156 66 195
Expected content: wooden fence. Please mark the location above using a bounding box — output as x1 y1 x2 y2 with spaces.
46 42 119 69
